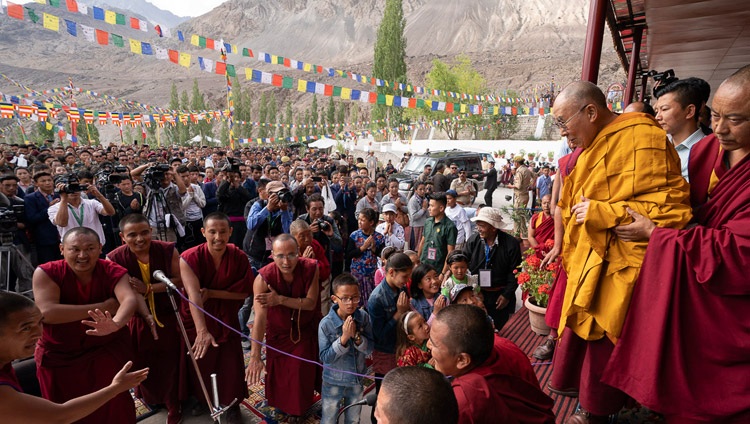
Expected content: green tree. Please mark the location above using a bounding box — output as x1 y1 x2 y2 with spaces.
336 101 346 135
310 95 319 130
258 93 268 139
35 121 55 143
165 82 180 145
326 97 335 132
284 101 293 140
268 94 277 139
76 120 100 145
304 110 311 138
191 79 212 144
179 90 191 145
373 0 408 138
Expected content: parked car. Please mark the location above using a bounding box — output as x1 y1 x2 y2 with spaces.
393 149 486 203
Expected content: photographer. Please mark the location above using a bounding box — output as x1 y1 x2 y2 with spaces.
245 181 293 270
48 173 116 248
177 165 206 249
131 163 187 246
24 171 61 265
0 174 33 293
217 159 252 247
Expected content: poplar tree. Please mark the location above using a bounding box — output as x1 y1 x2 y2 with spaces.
166 82 180 144
284 102 293 139
373 0 407 137
258 93 268 139
191 79 211 143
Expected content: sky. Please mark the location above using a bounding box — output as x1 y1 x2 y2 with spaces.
145 0 228 17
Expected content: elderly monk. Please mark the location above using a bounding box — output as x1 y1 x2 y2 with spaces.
0 292 148 424
551 81 692 423
246 234 321 421
107 213 184 424
528 194 554 247
604 65 750 423
180 212 254 424
32 227 139 424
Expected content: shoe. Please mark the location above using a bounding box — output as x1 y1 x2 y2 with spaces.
166 404 183 424
224 405 244 424
532 338 556 360
564 408 609 424
547 382 579 398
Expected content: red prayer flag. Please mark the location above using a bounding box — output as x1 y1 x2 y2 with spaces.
324 85 333 96
271 74 283 87
130 17 140 30
283 58 290 67
408 98 417 108
168 49 178 63
7 2 24 20
215 62 226 75
206 38 214 50
446 103 454 113
368 92 378 103
66 0 78 13
95 29 109 45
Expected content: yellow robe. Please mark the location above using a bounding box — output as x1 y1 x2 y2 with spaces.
559 113 692 343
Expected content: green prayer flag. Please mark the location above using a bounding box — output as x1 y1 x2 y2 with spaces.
416 99 425 108
115 13 125 25
111 34 124 47
199 36 206 48
282 77 293 89
226 64 236 77
276 56 284 65
333 86 342 97
377 94 386 105
242 48 251 57
49 0 60 7
25 7 39 23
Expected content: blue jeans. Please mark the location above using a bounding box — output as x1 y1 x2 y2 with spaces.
321 381 363 424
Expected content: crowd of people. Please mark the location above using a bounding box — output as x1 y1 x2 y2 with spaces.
0 63 748 424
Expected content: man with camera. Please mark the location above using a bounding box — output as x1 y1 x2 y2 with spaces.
24 171 62 265
48 174 116 248
0 174 33 293
217 159 253 247
131 163 187 247
246 181 293 270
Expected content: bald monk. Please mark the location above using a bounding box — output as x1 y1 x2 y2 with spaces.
32 227 140 423
622 101 655 116
107 213 184 424
180 212 253 424
605 65 750 422
551 81 692 423
0 291 148 424
527 194 554 247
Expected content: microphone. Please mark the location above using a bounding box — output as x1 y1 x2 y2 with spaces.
336 392 377 421
152 270 177 291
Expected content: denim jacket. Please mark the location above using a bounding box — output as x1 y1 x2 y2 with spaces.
318 305 374 386
367 281 402 354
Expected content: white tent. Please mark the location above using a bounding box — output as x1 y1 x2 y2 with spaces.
308 137 337 149
189 135 222 144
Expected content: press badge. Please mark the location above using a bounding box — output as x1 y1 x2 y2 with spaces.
479 269 492 287
427 248 437 260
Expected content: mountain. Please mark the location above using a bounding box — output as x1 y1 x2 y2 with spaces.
90 0 189 27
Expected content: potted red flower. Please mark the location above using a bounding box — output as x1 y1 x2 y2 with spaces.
515 240 558 335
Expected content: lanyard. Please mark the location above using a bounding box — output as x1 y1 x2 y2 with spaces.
484 242 493 268
68 203 85 227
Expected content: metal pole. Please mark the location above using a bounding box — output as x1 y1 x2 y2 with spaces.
581 0 608 83
639 72 649 102
624 27 644 107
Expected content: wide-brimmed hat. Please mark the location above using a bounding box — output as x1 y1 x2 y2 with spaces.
470 207 505 229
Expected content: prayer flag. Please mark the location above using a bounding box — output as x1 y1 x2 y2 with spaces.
111 33 123 47
130 17 140 30
226 64 236 77
154 24 163 37
139 20 147 32
92 6 104 20
242 47 253 57
282 77 293 89
215 61 226 75
49 0 60 6
81 24 94 42
95 29 108 45
178 52 191 68
25 7 39 23
154 46 168 60
177 31 184 41
168 49 178 63
205 38 213 49
190 34 199 46
78 3 86 14
64 19 76 36
129 38 141 54
104 10 115 25
116 13 125 25
66 0 77 13
141 42 153 55
33 0 45 4
7 2 24 20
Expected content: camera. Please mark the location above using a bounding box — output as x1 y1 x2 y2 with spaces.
0 205 23 235
95 162 129 196
143 164 171 190
221 157 242 174
276 188 294 204
54 174 89 194
311 176 323 182
316 218 330 232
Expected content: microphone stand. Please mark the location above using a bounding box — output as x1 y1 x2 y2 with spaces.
335 392 377 422
160 271 237 422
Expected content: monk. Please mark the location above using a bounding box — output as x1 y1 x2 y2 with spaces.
528 194 554 247
246 234 321 422
32 227 139 424
0 291 148 424
604 65 750 423
428 304 555 424
180 212 253 424
551 81 692 423
107 213 184 424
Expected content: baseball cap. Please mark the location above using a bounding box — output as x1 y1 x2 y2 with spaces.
449 284 474 303
382 203 398 214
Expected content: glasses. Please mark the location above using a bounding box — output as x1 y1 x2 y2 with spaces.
333 295 361 304
450 167 458 170
554 104 589 131
273 253 298 261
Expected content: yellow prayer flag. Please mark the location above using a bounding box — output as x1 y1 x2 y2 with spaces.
232 45 238 54
385 95 394 106
191 34 199 46
129 39 142 54
297 79 307 92
178 52 191 68
46 121 53 131
105 10 116 25
303 63 312 72
245 68 253 80
341 87 352 100
460 104 467 113
43 13 59 32
34 0 45 4
492 106 499 115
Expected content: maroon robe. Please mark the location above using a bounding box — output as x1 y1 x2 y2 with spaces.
531 212 554 246
179 243 253 406
451 335 555 424
603 134 750 422
34 259 134 424
258 258 321 416
108 241 182 408
0 363 22 392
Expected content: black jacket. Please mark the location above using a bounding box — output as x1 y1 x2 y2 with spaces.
465 231 522 300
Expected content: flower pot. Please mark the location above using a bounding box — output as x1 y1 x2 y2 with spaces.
525 297 550 336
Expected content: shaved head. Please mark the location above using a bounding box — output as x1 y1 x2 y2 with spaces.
62 227 99 245
553 81 617 149
555 81 608 110
725 64 750 86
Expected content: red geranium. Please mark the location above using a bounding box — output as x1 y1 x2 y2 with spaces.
515 247 559 307
517 272 531 285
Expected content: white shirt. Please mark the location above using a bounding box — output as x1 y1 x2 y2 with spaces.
48 198 107 244
673 127 706 182
376 221 405 250
445 204 471 245
181 183 206 221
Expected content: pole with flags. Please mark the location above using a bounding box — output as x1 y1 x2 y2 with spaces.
221 48 235 150
68 77 80 146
